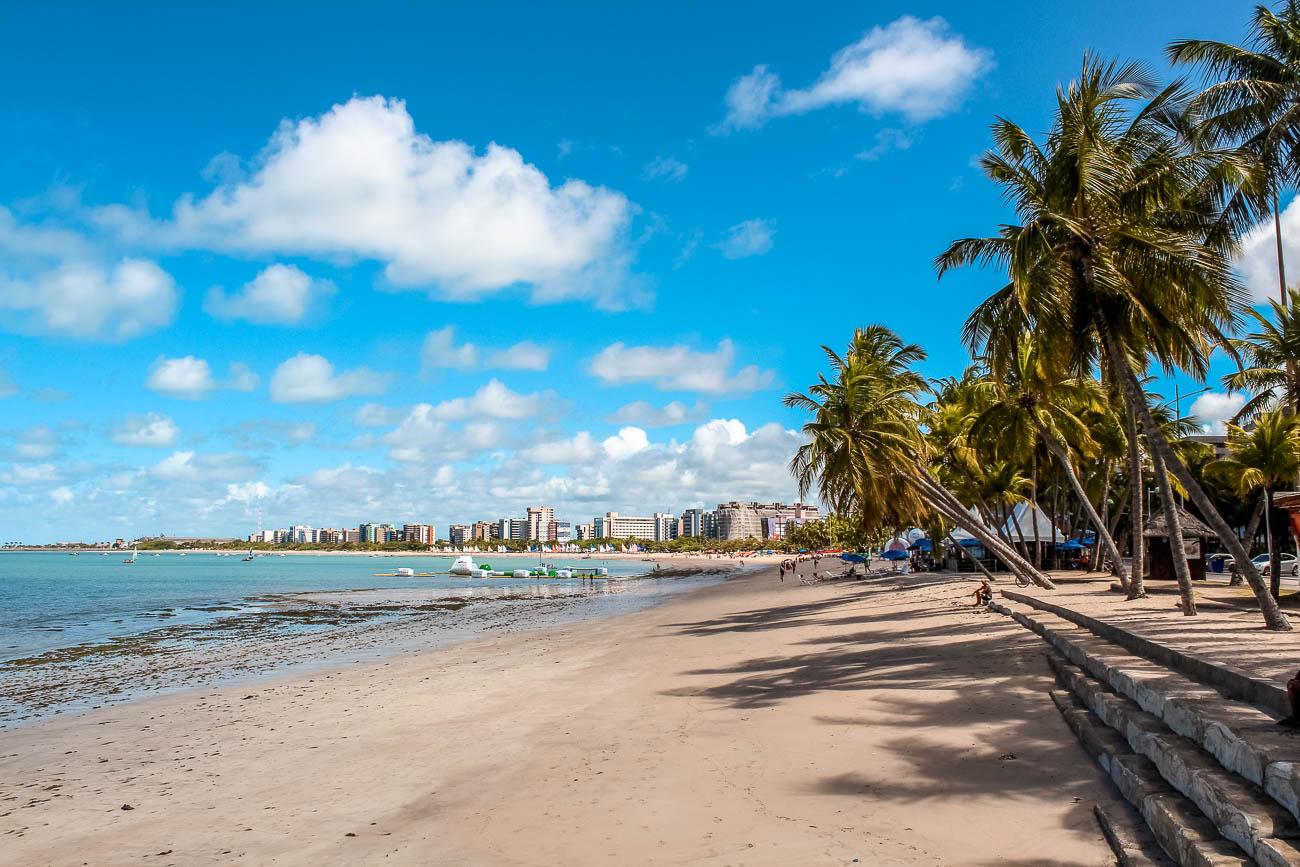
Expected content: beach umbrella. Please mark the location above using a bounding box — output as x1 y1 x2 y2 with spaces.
908 539 931 551
840 553 866 563
881 549 907 561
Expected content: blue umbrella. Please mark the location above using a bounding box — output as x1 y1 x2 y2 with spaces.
958 538 984 547
840 553 866 563
909 539 931 551
1057 540 1084 551
881 549 908 561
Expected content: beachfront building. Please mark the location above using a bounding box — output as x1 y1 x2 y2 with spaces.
681 508 709 538
472 521 498 541
551 521 572 543
402 523 431 544
360 522 384 543
497 518 527 540
526 506 555 540
448 524 473 545
593 512 657 539
714 502 821 541
653 513 677 542
576 523 595 540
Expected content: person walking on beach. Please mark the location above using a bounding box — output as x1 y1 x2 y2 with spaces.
779 564 785 582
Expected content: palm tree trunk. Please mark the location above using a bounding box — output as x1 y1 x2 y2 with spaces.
1276 186 1288 307
1031 451 1041 569
1040 434 1127 582
1097 315 1289 630
1095 459 1113 578
1125 408 1147 598
1151 449 1197 616
1238 494 1267 586
1009 502 1030 560
948 533 996 581
911 470 1056 589
1268 486 1282 600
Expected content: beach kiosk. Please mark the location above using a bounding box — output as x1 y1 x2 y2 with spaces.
1143 505 1212 582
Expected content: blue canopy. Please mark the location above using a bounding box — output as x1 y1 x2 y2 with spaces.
881 549 908 560
959 538 984 547
909 539 931 551
1078 531 1096 544
1057 540 1084 551
840 553 867 563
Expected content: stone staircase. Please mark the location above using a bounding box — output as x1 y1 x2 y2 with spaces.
989 593 1300 866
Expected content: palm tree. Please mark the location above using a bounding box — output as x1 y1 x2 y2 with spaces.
1169 2 1300 304
1209 410 1300 598
936 54 1292 629
967 333 1132 587
1224 287 1300 415
785 326 1057 588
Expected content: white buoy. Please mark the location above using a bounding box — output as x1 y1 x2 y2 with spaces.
555 569 572 579
599 567 608 576
512 569 529 578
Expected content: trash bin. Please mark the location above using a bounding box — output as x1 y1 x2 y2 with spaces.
1210 556 1225 574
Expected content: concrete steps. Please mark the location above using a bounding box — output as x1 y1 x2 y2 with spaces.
989 598 1300 821
987 595 1300 866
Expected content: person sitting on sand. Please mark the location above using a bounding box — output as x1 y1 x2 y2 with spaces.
971 581 993 606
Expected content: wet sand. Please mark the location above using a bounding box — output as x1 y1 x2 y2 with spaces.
0 567 1116 865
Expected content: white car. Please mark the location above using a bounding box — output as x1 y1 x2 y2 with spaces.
1253 553 1300 577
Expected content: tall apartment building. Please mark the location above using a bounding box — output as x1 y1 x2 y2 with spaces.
653 513 677 542
448 524 473 545
526 506 555 540
550 521 572 543
359 522 383 543
576 523 595 540
593 511 658 539
291 525 314 544
497 517 528 540
681 508 709 538
402 523 434 545
472 521 498 541
713 502 821 541
343 528 361 544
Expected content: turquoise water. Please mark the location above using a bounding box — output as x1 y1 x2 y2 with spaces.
0 551 654 661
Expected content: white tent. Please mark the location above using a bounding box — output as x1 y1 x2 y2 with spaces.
1001 501 1066 543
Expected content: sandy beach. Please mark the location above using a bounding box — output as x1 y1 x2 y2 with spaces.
1 567 1116 865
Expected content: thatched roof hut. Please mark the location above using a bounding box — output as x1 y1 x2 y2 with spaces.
1143 505 1214 539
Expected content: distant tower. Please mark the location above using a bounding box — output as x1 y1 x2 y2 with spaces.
257 509 263 540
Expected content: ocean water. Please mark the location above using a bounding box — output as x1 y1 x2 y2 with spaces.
0 551 673 662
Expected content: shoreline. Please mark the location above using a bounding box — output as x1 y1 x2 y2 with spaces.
0 566 1115 864
0 562 747 730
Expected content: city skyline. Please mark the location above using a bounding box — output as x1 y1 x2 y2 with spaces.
0 2 1266 543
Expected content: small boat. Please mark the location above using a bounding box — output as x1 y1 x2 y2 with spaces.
243 547 254 561
449 555 477 575
123 546 137 564
397 567 414 577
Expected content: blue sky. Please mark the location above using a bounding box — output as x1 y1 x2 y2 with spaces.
0 1 1274 542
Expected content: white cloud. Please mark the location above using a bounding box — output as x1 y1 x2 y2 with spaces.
520 431 598 464
101 96 637 307
716 16 992 132
421 326 480 370
226 362 260 392
643 156 688 182
856 128 913 161
606 400 710 427
0 258 178 340
717 219 775 259
1237 200 1300 304
484 340 550 371
354 402 405 427
1190 391 1248 434
204 263 336 325
146 357 259 399
269 353 388 404
589 339 775 395
0 368 16 398
111 412 181 447
602 426 650 460
427 379 554 420
146 356 215 399
224 419 318 449
3 424 69 461
151 450 261 483
421 328 552 372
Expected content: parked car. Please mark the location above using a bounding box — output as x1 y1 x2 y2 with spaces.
1253 553 1299 577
